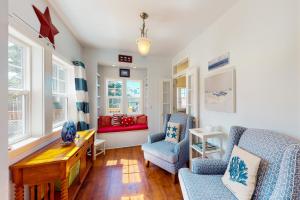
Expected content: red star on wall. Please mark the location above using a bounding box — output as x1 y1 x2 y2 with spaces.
32 5 59 48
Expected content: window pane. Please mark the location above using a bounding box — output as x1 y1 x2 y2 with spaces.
108 80 122 89
126 80 141 98
8 94 25 143
59 81 65 93
128 98 140 113
53 96 67 126
107 98 121 114
8 41 25 90
58 68 65 80
108 88 122 97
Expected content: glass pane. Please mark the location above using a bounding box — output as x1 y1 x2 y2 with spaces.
59 81 66 93
8 41 25 90
8 94 25 143
53 96 67 126
58 68 65 80
107 98 121 114
108 80 122 89
127 80 141 97
128 98 140 113
108 88 122 97
52 78 57 93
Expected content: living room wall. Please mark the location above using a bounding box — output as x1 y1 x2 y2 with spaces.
0 0 9 199
172 0 300 138
83 48 171 133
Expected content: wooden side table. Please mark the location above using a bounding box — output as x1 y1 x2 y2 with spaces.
189 128 224 167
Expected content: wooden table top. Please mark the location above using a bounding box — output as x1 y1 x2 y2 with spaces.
11 130 95 169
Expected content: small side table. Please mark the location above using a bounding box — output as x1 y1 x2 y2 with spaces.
189 128 224 167
94 138 106 160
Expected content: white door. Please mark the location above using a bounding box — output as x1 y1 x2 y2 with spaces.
160 79 172 131
186 67 199 127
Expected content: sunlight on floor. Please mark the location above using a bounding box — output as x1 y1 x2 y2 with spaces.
121 194 144 200
121 159 141 184
106 160 118 166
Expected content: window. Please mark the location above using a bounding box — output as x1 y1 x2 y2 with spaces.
106 79 143 115
52 61 68 128
177 88 187 112
106 80 122 114
8 38 30 144
126 80 142 114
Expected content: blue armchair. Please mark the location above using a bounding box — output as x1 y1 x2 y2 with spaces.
142 113 193 182
179 126 300 200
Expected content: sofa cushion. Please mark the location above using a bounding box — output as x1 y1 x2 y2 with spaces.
168 113 188 141
238 129 300 200
222 146 261 200
112 114 125 126
98 124 148 133
121 116 134 127
142 141 178 163
179 168 236 200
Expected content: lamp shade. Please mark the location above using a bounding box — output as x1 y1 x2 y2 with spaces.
137 37 151 56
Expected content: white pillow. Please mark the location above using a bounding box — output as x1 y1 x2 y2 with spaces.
165 122 180 143
222 145 261 200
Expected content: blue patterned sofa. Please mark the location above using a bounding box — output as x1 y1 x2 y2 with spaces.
179 126 300 200
142 113 193 180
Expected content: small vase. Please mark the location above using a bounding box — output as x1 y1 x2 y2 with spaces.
61 121 77 144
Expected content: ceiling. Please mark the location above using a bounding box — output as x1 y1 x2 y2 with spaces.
49 0 238 56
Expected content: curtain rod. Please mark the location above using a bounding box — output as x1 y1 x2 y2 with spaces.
8 12 55 48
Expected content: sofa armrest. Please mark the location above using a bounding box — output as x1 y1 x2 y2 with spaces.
148 132 165 143
191 158 228 175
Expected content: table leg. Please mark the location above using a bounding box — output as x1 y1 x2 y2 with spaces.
61 178 68 200
15 184 24 200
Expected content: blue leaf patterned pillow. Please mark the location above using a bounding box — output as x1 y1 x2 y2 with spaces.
165 122 180 143
222 145 261 200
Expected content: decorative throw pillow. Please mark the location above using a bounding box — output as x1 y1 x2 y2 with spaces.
99 116 112 127
136 115 147 125
222 145 261 200
121 116 134 127
111 114 125 126
165 122 180 143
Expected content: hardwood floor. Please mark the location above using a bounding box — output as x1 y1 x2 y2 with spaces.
76 146 183 200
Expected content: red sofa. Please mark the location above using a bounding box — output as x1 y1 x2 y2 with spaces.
97 114 148 133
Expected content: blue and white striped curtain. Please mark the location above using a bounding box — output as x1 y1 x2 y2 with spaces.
73 61 90 131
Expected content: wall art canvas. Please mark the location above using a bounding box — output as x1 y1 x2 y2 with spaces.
205 68 235 113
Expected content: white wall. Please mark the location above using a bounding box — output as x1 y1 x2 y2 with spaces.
98 65 147 115
173 0 300 138
0 0 9 199
83 48 171 133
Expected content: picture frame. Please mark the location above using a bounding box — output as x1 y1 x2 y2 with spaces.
119 68 130 78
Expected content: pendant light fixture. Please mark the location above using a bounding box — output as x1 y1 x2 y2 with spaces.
136 12 151 56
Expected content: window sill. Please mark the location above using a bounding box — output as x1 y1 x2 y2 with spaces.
9 130 61 165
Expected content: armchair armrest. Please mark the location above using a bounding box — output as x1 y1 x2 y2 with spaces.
148 132 165 143
192 158 228 175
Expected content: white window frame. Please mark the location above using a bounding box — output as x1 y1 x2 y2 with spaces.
52 58 69 129
105 79 143 115
106 79 123 115
8 36 31 145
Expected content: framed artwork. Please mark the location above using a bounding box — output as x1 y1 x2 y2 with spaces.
205 68 236 113
119 68 130 78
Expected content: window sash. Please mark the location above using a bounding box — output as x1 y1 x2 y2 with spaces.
8 36 31 145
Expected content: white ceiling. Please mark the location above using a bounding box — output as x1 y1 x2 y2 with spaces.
49 0 238 56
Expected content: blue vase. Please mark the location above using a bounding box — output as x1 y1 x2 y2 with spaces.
61 121 77 143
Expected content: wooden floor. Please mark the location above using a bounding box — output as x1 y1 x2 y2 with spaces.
76 146 183 200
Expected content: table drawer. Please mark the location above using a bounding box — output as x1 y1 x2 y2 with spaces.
68 149 81 167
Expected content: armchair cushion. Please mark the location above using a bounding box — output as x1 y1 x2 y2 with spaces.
191 158 228 175
142 141 178 163
179 168 236 200
148 132 165 144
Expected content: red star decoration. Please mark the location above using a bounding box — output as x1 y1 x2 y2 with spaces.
32 5 59 48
